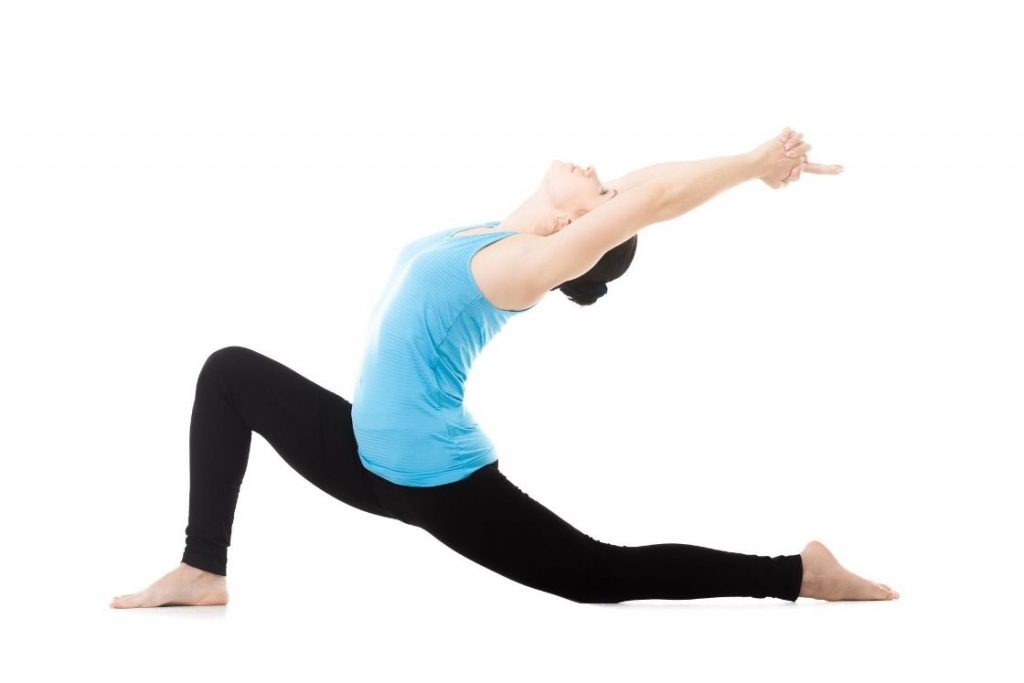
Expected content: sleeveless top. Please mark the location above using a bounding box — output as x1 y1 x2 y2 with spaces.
350 220 536 487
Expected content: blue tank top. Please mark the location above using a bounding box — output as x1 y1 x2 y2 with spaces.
351 220 536 487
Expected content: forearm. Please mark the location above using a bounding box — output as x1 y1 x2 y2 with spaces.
636 153 761 222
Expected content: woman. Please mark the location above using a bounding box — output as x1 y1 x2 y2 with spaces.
111 127 899 608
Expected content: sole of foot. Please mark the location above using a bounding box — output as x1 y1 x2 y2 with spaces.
110 562 229 608
799 540 899 601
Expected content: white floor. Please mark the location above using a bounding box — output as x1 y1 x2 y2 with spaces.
5 466 1017 682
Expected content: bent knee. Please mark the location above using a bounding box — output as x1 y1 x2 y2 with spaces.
198 345 257 384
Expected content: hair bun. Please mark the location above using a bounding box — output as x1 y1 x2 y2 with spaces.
560 280 608 306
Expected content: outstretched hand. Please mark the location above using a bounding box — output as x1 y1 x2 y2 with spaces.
749 127 844 189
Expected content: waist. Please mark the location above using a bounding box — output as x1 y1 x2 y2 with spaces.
353 422 497 487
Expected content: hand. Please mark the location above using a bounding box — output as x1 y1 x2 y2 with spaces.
748 127 844 189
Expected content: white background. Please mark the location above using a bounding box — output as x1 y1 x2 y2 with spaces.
2 0 1020 680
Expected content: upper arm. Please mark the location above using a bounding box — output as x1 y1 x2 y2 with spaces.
604 167 658 195
524 183 665 292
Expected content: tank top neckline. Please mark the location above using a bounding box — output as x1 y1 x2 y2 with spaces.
444 221 516 239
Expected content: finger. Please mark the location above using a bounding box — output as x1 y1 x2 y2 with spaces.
783 132 804 151
802 161 844 175
786 141 811 158
778 127 795 142
787 164 802 182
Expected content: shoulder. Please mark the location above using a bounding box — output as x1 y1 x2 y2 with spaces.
519 184 662 292
470 232 549 311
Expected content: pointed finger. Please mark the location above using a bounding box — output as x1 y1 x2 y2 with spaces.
802 162 843 174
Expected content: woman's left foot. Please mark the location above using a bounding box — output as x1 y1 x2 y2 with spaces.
110 562 229 608
798 540 899 601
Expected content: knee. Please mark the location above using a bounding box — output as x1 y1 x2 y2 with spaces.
198 346 255 385
549 543 627 605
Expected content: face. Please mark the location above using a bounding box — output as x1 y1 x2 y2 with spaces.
542 160 619 232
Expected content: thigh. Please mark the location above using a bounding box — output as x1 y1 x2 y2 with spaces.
368 461 607 602
367 463 803 603
205 345 393 519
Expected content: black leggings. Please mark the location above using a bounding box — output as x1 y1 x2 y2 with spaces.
182 346 803 603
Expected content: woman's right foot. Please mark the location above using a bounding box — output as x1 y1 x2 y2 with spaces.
110 562 229 608
799 540 899 601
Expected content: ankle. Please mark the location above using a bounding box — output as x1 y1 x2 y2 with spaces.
179 562 218 578
798 556 821 597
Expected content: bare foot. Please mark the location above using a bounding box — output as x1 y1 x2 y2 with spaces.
110 562 229 608
799 540 899 601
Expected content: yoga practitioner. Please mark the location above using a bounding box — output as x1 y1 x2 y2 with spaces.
111 127 899 608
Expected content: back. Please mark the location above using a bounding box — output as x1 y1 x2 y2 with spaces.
351 221 535 487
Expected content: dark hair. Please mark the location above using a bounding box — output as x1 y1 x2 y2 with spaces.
550 234 638 306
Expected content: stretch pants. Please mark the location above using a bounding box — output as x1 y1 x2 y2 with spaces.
182 346 803 603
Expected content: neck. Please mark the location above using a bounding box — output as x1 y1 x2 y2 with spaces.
496 193 558 237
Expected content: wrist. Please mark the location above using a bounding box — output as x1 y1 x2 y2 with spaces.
738 150 765 181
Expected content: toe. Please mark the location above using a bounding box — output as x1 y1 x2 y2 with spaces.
873 582 897 600
877 583 900 599
113 593 142 608
868 582 889 599
876 581 901 598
